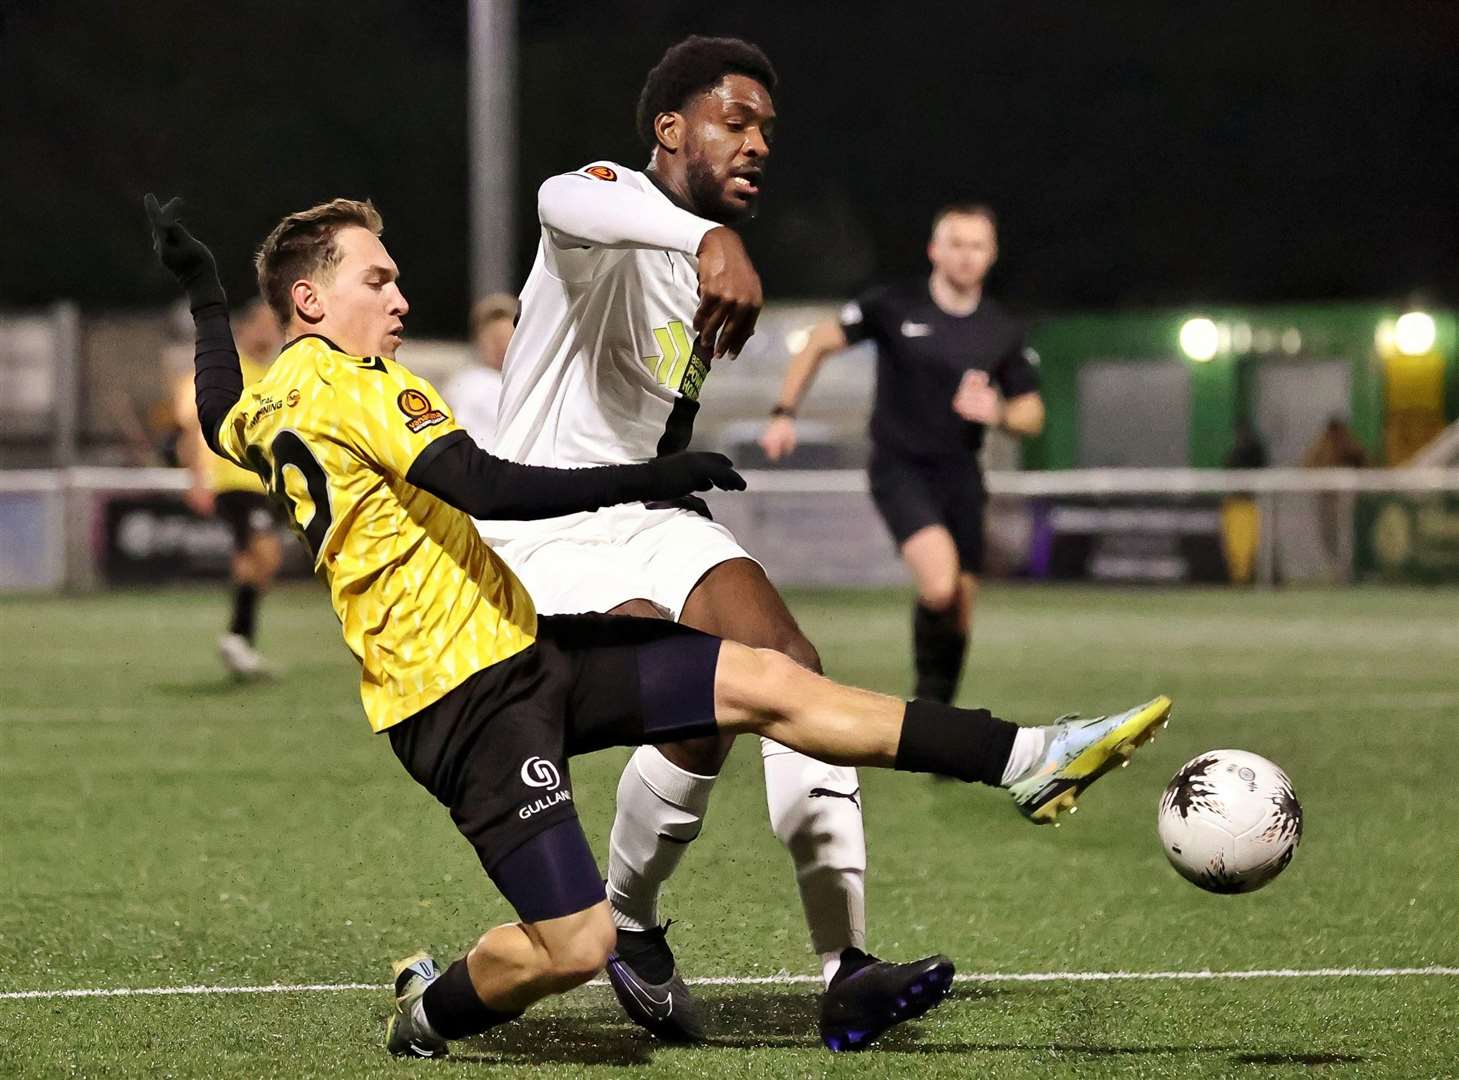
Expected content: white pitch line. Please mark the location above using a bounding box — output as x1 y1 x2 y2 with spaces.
3 966 1456 1002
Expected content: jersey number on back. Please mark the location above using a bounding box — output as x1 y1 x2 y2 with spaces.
642 319 709 401
245 431 333 559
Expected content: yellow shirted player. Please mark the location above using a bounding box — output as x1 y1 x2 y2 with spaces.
145 191 1169 1063
174 298 284 677
214 331 539 730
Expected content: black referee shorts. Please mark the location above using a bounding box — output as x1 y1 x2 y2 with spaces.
388 614 722 924
213 491 283 553
868 450 987 574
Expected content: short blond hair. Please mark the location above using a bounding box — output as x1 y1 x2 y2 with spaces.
255 198 384 326
470 293 518 337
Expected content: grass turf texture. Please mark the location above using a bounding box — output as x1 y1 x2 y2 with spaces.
2 583 1456 1077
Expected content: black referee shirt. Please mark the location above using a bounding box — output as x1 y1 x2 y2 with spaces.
841 280 1040 462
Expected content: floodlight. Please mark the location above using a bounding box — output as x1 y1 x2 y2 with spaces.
1179 317 1219 361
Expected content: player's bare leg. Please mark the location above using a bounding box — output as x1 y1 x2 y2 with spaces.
388 903 617 1058
901 525 973 704
711 641 1172 823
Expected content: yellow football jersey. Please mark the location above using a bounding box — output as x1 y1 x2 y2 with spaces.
215 334 537 732
209 354 271 494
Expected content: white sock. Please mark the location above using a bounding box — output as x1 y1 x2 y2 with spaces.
606 745 717 932
410 997 444 1041
1000 726 1050 786
821 951 844 988
762 739 867 964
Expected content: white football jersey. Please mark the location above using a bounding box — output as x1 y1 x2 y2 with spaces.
492 161 720 475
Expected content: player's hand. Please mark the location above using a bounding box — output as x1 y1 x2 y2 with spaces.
952 369 1003 425
144 194 225 308
694 227 762 360
759 416 798 461
650 451 747 495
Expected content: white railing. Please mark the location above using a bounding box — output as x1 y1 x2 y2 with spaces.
4 466 1459 590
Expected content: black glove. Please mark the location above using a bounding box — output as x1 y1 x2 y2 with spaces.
648 451 746 494
144 193 226 310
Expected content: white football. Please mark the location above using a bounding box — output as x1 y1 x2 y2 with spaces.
1157 749 1302 893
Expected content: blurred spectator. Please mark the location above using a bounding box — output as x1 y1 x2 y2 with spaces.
1301 416 1368 468
1220 420 1268 585
1224 418 1269 469
1302 416 1367 582
443 293 516 450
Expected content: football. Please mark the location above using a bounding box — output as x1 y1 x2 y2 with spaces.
1157 749 1303 893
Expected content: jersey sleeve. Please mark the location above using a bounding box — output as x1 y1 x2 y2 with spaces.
213 395 255 472
538 162 718 256
838 287 885 347
334 358 464 480
994 333 1042 399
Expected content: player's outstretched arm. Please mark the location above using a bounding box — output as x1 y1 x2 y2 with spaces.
404 432 745 521
538 171 718 256
143 194 242 455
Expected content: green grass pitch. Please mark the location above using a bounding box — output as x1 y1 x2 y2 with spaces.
3 583 1457 1077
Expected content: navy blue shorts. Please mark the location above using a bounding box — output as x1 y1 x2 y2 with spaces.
868 450 987 574
388 614 722 924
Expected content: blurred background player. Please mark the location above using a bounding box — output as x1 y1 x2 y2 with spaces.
481 36 951 1050
761 204 1044 705
173 296 285 677
443 293 516 450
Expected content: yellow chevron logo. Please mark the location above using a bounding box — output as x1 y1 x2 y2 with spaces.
643 320 708 399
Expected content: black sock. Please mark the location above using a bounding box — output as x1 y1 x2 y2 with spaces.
615 926 675 984
829 946 875 989
913 602 967 704
229 584 258 641
421 957 521 1040
895 699 1017 786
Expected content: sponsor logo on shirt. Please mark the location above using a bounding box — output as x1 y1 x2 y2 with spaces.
246 395 287 431
520 756 561 789
397 389 448 433
900 321 933 338
518 756 569 819
519 789 572 820
584 165 618 182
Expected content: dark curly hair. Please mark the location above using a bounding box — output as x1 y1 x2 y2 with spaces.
636 35 777 148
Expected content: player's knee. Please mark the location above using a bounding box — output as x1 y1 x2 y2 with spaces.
658 732 732 776
918 578 961 612
753 646 808 697
542 916 616 989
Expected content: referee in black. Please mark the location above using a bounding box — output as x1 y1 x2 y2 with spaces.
760 204 1044 704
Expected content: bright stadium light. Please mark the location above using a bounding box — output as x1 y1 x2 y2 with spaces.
1394 311 1436 356
1179 317 1220 361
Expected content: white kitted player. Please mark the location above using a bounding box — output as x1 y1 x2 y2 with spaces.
481 36 954 1051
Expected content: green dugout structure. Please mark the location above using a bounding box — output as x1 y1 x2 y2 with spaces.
1022 304 1459 581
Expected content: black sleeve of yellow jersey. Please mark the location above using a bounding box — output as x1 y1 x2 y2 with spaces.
406 430 688 520
191 300 244 454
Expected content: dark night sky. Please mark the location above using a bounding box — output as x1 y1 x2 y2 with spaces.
3 1 1455 333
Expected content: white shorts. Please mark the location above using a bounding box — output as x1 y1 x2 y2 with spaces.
483 504 760 620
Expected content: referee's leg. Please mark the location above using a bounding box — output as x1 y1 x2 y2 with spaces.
900 525 974 703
